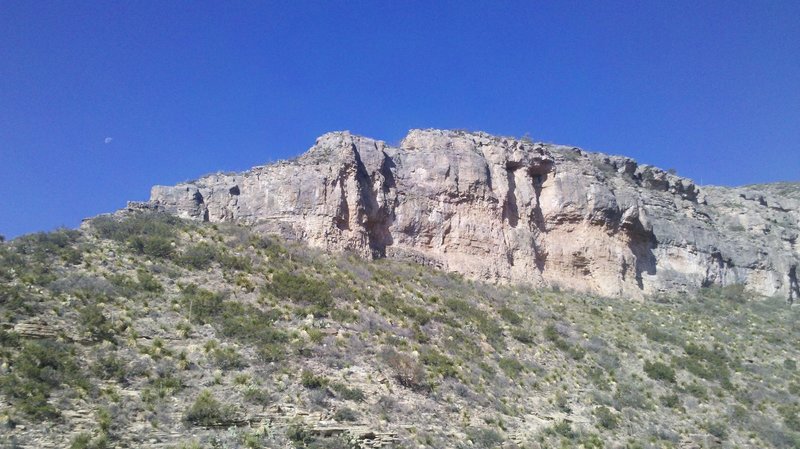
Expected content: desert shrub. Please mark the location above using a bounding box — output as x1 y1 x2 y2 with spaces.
660 393 681 408
137 270 163 293
499 357 525 378
69 433 109 449
683 382 708 400
243 388 273 406
286 422 312 445
778 403 800 432
703 283 748 303
181 284 225 323
0 340 87 419
218 252 252 272
0 283 38 319
333 407 358 422
179 242 218 270
676 343 732 385
613 381 648 410
92 352 127 383
301 370 328 389
264 272 332 317
784 358 797 371
51 274 117 299
511 327 535 344
185 390 232 426
211 346 246 370
91 213 182 258
705 420 728 440
644 360 676 383
381 348 428 392
420 346 458 379
466 427 504 448
14 229 83 265
256 343 285 363
375 291 431 325
544 324 586 360
79 304 116 342
218 302 285 346
641 324 680 344
498 306 523 325
550 420 577 439
0 244 25 281
595 405 619 429
331 383 365 402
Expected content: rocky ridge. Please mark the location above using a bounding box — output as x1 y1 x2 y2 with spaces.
133 129 800 300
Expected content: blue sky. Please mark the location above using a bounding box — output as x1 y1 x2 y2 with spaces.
1 1 798 238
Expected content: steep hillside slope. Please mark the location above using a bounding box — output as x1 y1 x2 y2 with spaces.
136 130 800 301
2 214 800 448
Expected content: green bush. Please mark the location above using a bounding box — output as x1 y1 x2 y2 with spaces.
511 327 535 344
15 229 83 265
264 272 333 317
595 405 619 429
333 407 358 422
91 212 182 258
137 270 163 293
218 302 285 346
92 352 127 383
420 347 458 379
550 420 576 439
778 403 800 431
185 390 231 426
644 360 676 383
301 370 328 389
660 393 681 408
498 306 523 325
466 427 504 448
181 284 225 323
331 383 365 402
499 357 525 378
212 346 246 370
179 242 218 269
0 340 87 419
641 324 680 344
79 304 116 342
676 343 732 385
131 235 174 258
69 432 109 449
705 420 728 440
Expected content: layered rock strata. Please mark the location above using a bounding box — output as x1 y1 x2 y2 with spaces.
131 130 800 300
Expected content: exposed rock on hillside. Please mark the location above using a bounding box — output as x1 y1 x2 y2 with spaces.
136 130 800 300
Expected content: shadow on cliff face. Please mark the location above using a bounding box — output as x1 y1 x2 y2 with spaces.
503 165 520 228
353 147 396 258
622 220 658 290
789 265 800 304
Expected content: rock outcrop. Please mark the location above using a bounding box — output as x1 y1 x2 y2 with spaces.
131 129 800 300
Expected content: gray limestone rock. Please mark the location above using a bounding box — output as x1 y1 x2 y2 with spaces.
137 129 800 300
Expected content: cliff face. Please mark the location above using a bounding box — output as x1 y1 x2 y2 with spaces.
133 130 800 300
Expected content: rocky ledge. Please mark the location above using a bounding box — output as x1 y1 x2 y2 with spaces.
129 129 800 300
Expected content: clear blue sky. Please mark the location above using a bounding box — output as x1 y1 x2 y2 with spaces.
1 1 799 238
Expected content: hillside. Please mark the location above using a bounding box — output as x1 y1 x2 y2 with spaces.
2 212 800 448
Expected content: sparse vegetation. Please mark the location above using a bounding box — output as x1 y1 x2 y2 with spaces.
2 215 800 447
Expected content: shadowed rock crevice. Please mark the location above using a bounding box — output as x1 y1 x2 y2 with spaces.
352 145 395 258
789 265 800 304
503 165 520 228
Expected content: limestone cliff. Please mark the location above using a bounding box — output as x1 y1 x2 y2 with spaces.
130 129 800 300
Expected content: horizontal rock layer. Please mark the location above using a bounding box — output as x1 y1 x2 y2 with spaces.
132 129 800 300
